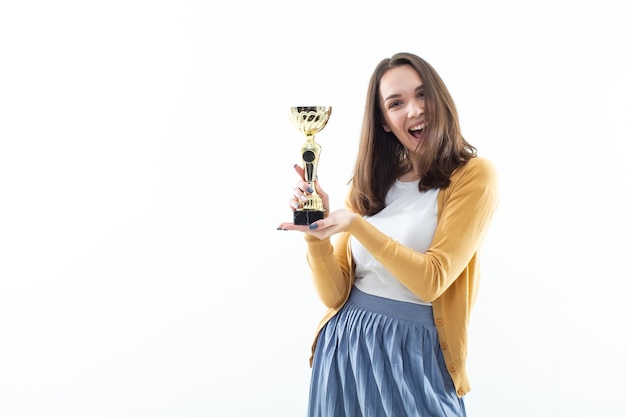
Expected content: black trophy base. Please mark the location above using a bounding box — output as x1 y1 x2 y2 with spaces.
294 209 325 225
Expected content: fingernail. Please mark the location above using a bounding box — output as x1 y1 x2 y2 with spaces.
309 223 318 230
306 187 314 193
300 195 307 202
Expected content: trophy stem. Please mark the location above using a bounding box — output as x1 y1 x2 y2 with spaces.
295 136 325 225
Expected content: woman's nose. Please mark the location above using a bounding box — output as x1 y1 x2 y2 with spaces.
407 100 423 118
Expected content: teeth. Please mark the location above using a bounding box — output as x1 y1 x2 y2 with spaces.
409 123 425 131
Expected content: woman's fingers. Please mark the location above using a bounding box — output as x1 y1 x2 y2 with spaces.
294 163 330 213
281 163 332 229
293 164 305 180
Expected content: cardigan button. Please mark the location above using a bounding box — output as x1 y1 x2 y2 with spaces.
436 319 444 327
457 388 466 396
448 365 457 372
440 342 448 350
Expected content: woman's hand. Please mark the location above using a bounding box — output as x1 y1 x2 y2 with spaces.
278 208 357 238
277 165 356 238
288 164 329 213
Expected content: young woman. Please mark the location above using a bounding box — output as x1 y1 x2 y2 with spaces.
278 52 499 417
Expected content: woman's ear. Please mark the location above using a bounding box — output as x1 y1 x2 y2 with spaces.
382 123 391 133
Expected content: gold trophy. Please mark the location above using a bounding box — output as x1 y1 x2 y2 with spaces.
289 106 332 225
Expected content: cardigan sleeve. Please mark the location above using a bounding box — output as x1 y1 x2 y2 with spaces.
345 157 499 302
304 231 353 308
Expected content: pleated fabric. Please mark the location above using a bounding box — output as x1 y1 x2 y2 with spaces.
307 287 466 417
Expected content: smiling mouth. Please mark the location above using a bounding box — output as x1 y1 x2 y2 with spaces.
409 123 425 138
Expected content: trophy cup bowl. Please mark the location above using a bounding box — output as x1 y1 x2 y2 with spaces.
289 106 332 225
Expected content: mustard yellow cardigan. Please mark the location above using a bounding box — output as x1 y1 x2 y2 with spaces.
303 156 499 397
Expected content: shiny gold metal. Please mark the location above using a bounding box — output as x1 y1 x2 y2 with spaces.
289 106 332 225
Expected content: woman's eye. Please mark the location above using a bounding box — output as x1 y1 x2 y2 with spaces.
389 100 401 108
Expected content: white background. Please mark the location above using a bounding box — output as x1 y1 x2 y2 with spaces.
1 1 625 416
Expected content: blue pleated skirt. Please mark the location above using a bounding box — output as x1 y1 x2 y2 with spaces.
308 287 466 417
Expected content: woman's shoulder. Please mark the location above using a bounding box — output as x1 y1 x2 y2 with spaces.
439 156 499 209
448 156 498 192
453 156 497 180
462 155 496 172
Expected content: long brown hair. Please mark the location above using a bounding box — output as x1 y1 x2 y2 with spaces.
347 52 477 216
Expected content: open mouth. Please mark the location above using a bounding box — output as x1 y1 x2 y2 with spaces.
409 123 425 138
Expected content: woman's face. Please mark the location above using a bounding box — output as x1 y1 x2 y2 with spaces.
379 65 426 153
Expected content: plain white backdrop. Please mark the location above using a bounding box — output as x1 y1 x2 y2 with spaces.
1 1 625 416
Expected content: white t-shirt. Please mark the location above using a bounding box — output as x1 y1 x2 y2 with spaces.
351 179 439 305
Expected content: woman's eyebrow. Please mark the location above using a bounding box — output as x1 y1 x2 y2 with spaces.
383 93 401 102
384 85 424 102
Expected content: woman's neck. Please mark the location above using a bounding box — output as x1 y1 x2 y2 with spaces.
397 170 421 182
398 154 421 182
